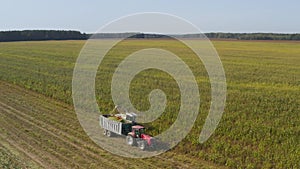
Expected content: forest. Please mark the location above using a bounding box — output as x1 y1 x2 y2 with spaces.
1 30 300 42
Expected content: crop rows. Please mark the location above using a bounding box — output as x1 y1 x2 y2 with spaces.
0 40 299 168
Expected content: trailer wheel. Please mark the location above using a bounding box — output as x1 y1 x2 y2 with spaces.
138 140 147 151
103 130 107 136
106 130 112 137
126 135 135 146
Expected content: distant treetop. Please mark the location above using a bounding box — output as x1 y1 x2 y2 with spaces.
0 30 88 42
0 30 299 42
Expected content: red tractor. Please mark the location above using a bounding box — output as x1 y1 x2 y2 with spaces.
126 125 154 150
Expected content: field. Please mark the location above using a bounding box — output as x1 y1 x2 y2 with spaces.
0 39 299 168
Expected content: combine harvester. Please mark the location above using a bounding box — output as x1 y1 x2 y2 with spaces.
99 106 155 150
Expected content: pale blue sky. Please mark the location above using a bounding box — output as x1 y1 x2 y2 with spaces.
1 0 299 33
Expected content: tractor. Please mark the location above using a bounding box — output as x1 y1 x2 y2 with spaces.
126 125 154 150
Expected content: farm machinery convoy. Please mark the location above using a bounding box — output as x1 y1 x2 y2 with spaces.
99 106 156 150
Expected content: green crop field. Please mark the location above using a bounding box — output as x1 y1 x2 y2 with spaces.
0 40 299 168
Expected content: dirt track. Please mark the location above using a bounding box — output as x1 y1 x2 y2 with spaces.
0 81 220 169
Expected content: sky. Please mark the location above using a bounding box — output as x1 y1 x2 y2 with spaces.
1 0 299 33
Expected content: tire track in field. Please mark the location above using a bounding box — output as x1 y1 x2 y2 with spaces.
0 85 166 168
0 119 70 168
0 104 129 169
0 104 86 169
0 133 45 169
0 101 130 169
0 100 162 169
0 100 165 169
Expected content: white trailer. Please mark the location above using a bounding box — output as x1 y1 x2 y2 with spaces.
99 114 135 137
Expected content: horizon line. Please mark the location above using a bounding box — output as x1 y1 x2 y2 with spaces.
0 29 299 34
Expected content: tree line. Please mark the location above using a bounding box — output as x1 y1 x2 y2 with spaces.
0 30 300 42
204 33 300 40
0 30 88 42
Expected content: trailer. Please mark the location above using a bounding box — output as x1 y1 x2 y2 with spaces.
99 114 134 137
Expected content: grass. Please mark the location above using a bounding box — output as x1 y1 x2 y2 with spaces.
0 39 299 168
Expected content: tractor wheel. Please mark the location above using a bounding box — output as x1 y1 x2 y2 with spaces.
103 130 107 136
138 140 147 151
126 135 135 146
106 130 112 137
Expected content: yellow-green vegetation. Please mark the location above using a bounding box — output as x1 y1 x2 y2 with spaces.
108 116 126 123
0 146 24 169
0 137 40 169
0 40 299 168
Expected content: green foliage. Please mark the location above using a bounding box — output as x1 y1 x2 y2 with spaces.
0 40 299 168
0 148 21 169
0 146 26 169
204 33 300 40
0 30 88 42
